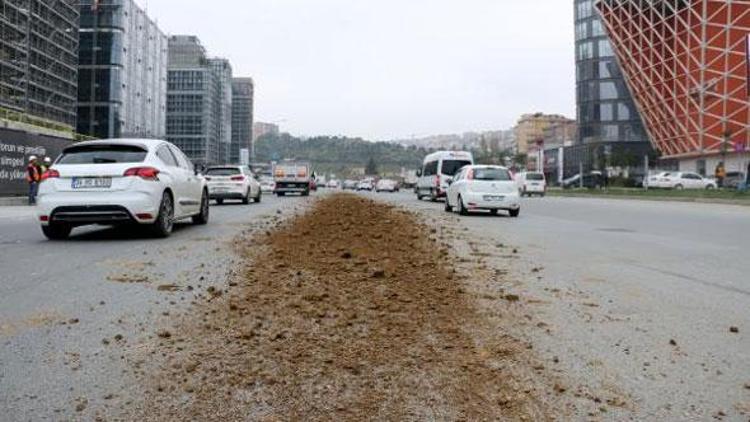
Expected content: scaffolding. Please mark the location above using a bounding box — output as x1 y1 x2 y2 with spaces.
0 0 79 130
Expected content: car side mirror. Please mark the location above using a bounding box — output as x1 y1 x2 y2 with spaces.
447 179 453 186
416 170 422 177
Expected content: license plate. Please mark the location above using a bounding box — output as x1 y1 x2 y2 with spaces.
484 195 504 201
72 177 112 189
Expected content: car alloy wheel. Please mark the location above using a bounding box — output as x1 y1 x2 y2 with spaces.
193 190 209 225
151 192 174 238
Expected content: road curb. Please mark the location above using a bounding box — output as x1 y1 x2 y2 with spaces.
548 192 750 207
0 197 28 206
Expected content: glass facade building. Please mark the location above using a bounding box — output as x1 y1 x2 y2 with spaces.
231 78 254 164
77 0 167 140
166 35 225 166
574 0 648 145
209 58 233 164
0 0 79 130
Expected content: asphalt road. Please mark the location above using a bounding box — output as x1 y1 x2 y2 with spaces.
2 191 749 420
374 192 750 420
0 194 311 420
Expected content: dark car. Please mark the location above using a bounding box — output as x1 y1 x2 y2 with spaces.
562 171 604 189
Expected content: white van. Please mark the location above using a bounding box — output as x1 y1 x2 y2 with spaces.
416 151 474 201
516 171 547 196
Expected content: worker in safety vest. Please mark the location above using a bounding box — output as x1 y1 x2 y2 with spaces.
26 155 41 205
41 157 52 173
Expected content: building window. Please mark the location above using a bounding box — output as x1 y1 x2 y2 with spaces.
598 40 614 57
592 19 604 36
600 82 618 100
617 103 631 121
600 103 614 121
602 125 619 141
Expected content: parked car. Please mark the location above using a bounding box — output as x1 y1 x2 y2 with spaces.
416 150 474 201
562 171 604 189
645 171 675 189
516 171 546 197
204 166 261 205
723 171 746 190
37 139 209 239
656 172 717 190
375 179 399 192
357 180 374 191
343 180 358 190
259 176 276 193
326 180 341 189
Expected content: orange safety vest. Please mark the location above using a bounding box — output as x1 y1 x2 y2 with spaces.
26 163 41 183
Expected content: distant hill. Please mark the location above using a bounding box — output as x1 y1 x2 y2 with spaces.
255 134 430 177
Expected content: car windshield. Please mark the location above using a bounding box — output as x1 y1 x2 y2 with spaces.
441 160 472 176
526 173 544 181
205 167 241 176
473 168 512 181
57 145 147 164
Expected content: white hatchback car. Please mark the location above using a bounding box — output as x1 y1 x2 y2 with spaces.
204 166 262 205
37 139 209 239
445 165 521 217
516 171 547 196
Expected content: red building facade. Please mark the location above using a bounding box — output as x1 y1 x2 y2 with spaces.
596 0 749 163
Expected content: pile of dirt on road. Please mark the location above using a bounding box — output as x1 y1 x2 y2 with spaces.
129 194 549 420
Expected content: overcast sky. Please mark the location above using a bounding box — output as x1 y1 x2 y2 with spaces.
138 0 575 140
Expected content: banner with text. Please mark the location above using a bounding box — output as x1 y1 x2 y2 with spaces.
0 128 72 196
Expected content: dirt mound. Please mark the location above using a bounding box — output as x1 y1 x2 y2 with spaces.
130 194 548 420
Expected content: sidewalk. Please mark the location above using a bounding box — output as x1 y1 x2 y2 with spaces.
0 197 27 207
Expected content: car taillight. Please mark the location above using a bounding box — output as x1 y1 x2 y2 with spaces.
230 175 245 181
124 167 160 181
41 169 59 181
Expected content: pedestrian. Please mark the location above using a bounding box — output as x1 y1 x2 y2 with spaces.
41 157 52 173
714 162 726 188
26 155 41 206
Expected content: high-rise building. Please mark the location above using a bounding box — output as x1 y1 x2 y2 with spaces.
513 113 571 154
0 1 79 132
597 0 749 174
253 122 280 142
574 0 649 146
77 0 168 140
209 58 232 164
166 35 221 166
231 78 254 164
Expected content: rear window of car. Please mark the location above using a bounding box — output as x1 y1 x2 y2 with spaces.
441 160 472 176
526 173 545 181
57 144 147 164
205 167 241 176
474 168 512 181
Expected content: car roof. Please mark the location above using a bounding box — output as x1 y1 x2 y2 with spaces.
423 150 473 162
466 164 509 170
68 138 167 150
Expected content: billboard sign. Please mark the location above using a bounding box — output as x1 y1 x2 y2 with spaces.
0 128 71 196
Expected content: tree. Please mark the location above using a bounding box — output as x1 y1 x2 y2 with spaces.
365 157 378 176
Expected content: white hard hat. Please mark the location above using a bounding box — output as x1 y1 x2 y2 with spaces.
29 155 38 162
44 157 52 163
